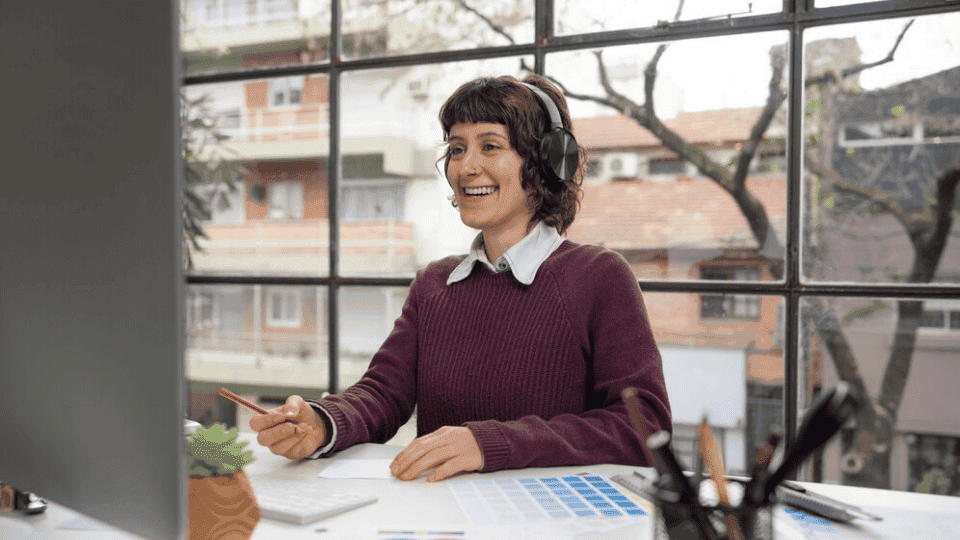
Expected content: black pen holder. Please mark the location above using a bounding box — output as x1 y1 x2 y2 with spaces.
650 483 774 540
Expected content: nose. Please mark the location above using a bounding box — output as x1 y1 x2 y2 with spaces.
459 147 481 177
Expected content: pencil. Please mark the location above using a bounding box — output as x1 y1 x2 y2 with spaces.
217 387 271 414
699 419 746 540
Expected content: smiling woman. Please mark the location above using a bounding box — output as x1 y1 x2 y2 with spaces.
248 74 672 483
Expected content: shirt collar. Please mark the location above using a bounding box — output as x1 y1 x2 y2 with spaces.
447 221 564 286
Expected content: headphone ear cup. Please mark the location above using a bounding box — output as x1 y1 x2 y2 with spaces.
539 127 580 187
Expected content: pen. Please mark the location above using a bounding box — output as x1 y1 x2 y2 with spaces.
743 428 780 508
755 383 861 505
776 482 883 522
647 431 721 540
217 387 299 424
699 419 745 540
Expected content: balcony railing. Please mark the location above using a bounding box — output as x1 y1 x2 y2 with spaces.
192 219 418 276
182 0 299 31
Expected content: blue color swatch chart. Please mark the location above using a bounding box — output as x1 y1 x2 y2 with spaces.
448 475 648 525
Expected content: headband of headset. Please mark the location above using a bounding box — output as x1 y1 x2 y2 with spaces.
519 82 580 188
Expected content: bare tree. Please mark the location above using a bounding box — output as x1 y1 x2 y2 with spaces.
538 8 958 489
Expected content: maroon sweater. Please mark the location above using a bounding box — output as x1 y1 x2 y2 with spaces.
314 241 671 472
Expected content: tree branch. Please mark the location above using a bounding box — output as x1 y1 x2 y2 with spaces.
805 20 914 88
734 45 788 183
456 0 516 45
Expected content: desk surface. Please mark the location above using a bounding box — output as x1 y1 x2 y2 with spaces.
3 434 960 540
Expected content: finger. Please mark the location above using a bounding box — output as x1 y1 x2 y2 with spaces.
427 456 473 483
391 439 436 478
391 429 445 476
249 409 291 431
256 421 300 448
270 431 309 459
396 446 455 481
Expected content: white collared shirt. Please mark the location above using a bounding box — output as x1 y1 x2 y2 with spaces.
447 220 565 286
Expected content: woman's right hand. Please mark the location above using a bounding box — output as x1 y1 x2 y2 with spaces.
249 395 327 460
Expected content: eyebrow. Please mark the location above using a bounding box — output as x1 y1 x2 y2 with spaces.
448 131 508 142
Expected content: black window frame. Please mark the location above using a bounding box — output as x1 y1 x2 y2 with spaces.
183 0 960 459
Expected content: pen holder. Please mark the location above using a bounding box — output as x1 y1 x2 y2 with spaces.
650 482 774 540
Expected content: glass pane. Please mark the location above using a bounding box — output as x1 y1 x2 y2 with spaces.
549 31 789 282
341 0 534 59
181 0 331 76
338 286 409 389
815 0 877 6
185 284 328 429
339 286 416 445
555 0 781 36
183 77 331 277
802 13 960 284
339 58 533 277
647 292 785 475
800 296 960 493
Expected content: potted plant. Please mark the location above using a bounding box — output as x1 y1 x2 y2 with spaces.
186 423 261 540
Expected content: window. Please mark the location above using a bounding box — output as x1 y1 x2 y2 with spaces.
649 158 685 175
585 159 602 177
700 267 762 320
271 77 304 107
267 181 304 220
919 300 960 333
196 183 244 224
840 120 918 147
187 290 218 329
180 0 960 495
267 288 301 328
341 182 404 221
906 433 960 496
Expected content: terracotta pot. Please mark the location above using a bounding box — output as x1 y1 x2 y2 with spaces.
189 470 261 540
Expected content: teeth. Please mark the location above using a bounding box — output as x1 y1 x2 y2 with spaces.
464 186 497 196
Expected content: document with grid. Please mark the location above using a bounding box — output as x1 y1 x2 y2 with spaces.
447 475 649 525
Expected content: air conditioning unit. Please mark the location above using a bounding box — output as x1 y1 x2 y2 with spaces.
408 78 429 101
606 153 638 176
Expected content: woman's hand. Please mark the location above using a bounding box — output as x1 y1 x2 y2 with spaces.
390 426 483 482
249 395 327 460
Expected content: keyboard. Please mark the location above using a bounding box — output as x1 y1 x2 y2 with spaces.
249 477 378 525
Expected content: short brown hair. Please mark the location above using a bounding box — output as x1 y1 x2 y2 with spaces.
439 74 584 235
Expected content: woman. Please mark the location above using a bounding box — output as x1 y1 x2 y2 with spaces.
250 74 672 482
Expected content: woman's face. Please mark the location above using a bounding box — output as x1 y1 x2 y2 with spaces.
446 122 534 241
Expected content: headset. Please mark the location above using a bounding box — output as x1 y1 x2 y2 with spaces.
520 82 581 189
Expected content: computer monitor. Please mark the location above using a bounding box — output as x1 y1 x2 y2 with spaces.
0 2 185 540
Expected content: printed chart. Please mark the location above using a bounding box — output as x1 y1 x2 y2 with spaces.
448 475 648 525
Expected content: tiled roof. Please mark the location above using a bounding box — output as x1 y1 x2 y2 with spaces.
566 176 786 250
572 108 766 150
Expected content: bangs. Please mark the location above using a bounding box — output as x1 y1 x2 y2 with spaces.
439 79 515 137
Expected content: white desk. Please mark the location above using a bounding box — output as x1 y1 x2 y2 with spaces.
3 433 960 540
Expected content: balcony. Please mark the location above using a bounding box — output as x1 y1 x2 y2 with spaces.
192 219 418 276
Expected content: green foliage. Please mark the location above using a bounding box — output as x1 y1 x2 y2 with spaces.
842 300 888 327
185 423 254 477
180 91 244 271
915 468 950 495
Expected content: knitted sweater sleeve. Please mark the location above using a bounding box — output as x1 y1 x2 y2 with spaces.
465 248 672 472
307 267 427 454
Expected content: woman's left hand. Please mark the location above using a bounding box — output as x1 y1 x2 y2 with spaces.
390 426 483 482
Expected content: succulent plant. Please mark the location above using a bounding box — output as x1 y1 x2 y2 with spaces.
186 423 255 477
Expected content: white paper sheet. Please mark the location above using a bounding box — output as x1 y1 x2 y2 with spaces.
318 458 395 479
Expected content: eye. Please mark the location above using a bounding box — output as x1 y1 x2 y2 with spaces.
448 145 465 157
482 142 500 152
